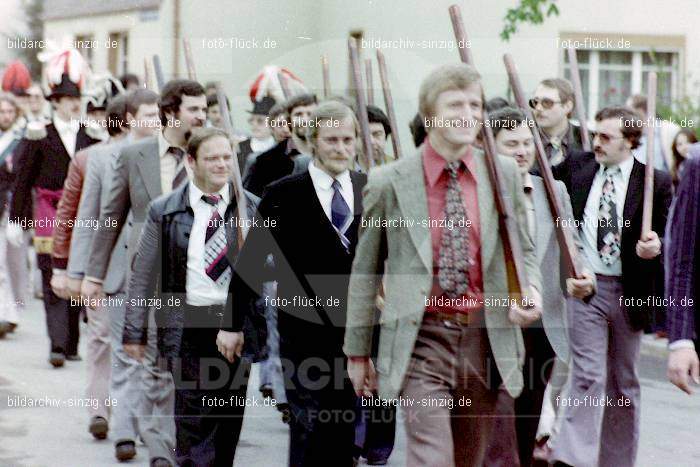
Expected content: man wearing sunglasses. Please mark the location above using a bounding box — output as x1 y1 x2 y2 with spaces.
549 107 672 467
529 78 588 168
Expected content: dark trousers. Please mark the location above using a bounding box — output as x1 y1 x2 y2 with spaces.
354 324 397 463
515 326 555 466
169 308 250 467
283 349 356 467
354 398 396 462
484 325 555 467
37 253 80 354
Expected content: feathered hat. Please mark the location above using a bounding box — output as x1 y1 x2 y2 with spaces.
1 60 32 97
84 73 125 112
249 65 307 104
38 43 91 100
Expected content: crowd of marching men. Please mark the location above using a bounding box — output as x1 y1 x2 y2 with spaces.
0 23 698 467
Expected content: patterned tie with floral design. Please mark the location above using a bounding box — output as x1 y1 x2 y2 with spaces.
438 161 473 298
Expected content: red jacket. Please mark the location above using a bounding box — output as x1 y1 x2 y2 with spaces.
51 148 89 269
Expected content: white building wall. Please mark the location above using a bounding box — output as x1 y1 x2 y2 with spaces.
41 0 700 145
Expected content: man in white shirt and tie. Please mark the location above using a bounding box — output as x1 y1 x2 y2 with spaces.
550 106 672 467
125 127 262 466
230 100 366 466
82 79 207 466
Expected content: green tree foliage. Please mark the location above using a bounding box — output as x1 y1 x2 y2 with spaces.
501 0 559 41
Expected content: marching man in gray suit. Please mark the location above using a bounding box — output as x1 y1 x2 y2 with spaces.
485 107 597 466
344 63 543 466
67 88 161 462
81 80 207 467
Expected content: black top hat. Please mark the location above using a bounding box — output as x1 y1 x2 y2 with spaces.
47 73 81 101
248 96 276 116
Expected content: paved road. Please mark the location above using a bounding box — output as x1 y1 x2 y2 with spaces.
1 300 698 466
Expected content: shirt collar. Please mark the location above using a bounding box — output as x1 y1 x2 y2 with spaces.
188 180 231 207
423 136 474 187
158 131 184 159
53 115 79 135
599 154 635 180
541 122 573 149
308 159 351 191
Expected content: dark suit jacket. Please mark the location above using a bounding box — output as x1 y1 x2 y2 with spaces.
666 151 700 344
553 151 673 330
125 181 266 362
531 121 589 176
228 169 366 430
237 138 253 175
10 123 99 225
243 138 301 197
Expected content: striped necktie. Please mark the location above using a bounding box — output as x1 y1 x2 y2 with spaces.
201 194 232 285
168 147 187 189
331 179 352 249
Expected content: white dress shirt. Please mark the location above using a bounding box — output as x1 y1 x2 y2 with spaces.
157 131 190 194
580 155 635 276
53 115 79 158
250 136 276 153
186 181 231 306
308 159 354 226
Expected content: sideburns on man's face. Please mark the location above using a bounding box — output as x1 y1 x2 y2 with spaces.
174 94 207 133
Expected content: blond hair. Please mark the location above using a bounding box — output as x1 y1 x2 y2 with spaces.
418 63 481 119
307 100 359 149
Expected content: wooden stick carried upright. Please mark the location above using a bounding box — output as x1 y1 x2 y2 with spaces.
217 85 250 247
641 72 657 236
504 53 582 278
321 55 331 98
144 57 153 90
448 4 530 299
153 55 165 90
183 38 197 81
348 37 374 171
567 47 591 151
448 5 474 65
376 49 403 160
365 59 374 106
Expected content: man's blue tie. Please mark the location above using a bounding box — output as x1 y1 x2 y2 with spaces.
331 179 351 248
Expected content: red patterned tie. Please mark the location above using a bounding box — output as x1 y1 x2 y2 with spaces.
202 194 232 284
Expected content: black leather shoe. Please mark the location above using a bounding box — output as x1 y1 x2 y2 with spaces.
115 440 136 461
7 322 16 333
260 384 274 399
49 351 65 368
65 354 82 361
150 457 173 467
89 416 109 440
366 457 389 466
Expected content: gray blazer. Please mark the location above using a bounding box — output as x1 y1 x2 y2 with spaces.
343 147 542 400
85 136 161 284
530 176 595 363
67 138 130 294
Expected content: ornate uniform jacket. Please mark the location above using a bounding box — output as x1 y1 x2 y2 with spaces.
9 121 99 254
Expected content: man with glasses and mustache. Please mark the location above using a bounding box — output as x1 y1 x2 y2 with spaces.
549 107 672 467
530 78 589 168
